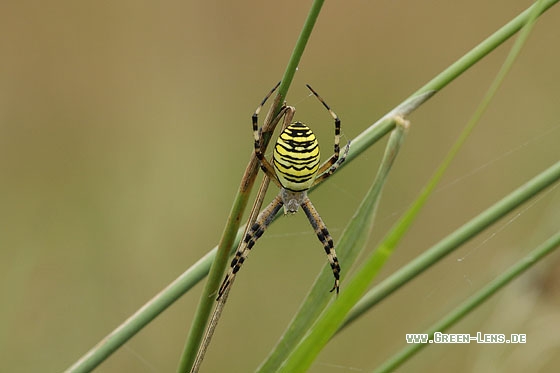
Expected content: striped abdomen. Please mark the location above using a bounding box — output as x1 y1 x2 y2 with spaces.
273 122 320 191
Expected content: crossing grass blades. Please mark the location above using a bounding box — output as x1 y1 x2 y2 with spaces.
191 83 351 372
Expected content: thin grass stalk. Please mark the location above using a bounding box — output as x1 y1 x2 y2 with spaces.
374 230 560 373
190 167 274 373
347 0 558 164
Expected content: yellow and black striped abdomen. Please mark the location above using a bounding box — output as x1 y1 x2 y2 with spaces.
273 122 320 191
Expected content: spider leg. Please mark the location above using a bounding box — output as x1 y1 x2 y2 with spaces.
217 194 284 300
311 140 350 187
306 84 343 175
301 196 340 294
252 83 295 188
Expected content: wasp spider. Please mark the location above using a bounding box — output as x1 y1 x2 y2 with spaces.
217 83 351 300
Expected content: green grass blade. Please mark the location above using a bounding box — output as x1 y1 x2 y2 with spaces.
374 230 560 373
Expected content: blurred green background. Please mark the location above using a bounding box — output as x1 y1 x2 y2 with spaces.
2 1 560 372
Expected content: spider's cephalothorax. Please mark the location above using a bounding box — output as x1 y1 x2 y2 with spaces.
217 83 350 300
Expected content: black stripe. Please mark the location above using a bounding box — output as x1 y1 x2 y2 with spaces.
283 129 313 138
275 159 319 169
275 141 318 153
280 174 314 183
274 158 319 170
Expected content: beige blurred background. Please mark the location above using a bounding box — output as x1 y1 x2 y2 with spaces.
2 1 560 372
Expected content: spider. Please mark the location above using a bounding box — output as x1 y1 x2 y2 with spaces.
217 83 351 300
